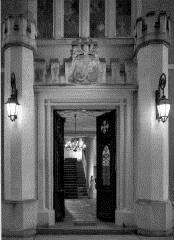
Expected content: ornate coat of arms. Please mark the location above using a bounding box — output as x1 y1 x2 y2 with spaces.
65 39 106 84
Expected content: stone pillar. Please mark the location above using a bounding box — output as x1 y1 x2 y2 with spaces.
79 0 90 38
86 137 96 189
134 11 172 236
2 13 37 239
169 67 174 203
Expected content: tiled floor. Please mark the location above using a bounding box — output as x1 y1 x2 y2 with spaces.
65 199 96 223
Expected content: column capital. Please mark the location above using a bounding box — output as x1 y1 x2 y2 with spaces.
2 14 37 52
134 11 171 55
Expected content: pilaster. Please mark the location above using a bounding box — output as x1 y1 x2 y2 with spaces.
54 0 64 38
79 0 90 38
131 0 142 34
2 14 38 239
86 137 96 189
134 11 173 236
105 0 116 38
28 0 37 23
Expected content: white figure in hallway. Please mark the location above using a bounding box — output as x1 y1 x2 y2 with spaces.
88 176 96 199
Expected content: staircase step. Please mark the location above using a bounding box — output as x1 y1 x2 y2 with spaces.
64 158 88 199
64 174 77 177
64 158 78 198
64 166 77 168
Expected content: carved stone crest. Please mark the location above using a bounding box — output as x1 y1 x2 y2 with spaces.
65 39 106 84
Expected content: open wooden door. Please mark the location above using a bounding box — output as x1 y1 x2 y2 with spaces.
96 110 116 222
53 110 65 222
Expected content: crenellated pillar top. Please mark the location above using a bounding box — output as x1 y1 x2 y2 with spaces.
2 14 37 52
134 11 171 54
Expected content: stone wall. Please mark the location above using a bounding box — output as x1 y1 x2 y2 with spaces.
142 0 174 63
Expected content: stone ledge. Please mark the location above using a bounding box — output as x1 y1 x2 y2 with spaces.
2 228 36 238
137 227 173 237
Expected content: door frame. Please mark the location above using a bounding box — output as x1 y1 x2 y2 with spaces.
53 107 118 222
36 94 135 226
51 104 119 221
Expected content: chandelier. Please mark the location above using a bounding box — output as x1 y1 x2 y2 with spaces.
64 114 86 152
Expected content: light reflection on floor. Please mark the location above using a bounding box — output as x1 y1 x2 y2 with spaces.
65 199 96 224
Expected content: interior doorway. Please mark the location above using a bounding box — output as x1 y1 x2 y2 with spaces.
53 109 116 224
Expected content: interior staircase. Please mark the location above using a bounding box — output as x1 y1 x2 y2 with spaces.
64 158 78 199
64 158 88 199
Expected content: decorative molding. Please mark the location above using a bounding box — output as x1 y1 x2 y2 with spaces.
2 42 36 54
134 11 171 55
4 199 37 203
34 84 138 92
36 38 134 47
136 199 171 204
134 39 170 57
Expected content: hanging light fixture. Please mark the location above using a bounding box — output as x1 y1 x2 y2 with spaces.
64 114 86 152
155 73 170 123
6 73 20 122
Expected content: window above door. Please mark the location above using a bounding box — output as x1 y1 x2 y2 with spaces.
37 0 132 39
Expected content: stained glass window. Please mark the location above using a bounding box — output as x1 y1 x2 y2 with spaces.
102 145 110 186
64 0 79 38
116 0 131 36
37 0 53 39
90 0 105 38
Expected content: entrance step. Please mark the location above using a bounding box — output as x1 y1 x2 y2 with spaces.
73 220 97 226
37 225 137 235
38 199 137 235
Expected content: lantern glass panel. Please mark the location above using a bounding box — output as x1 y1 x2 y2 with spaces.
7 102 18 120
157 102 170 122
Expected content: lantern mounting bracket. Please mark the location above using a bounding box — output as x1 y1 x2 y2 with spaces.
5 73 20 122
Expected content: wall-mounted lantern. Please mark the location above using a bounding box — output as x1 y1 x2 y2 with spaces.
6 73 20 122
155 73 170 123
